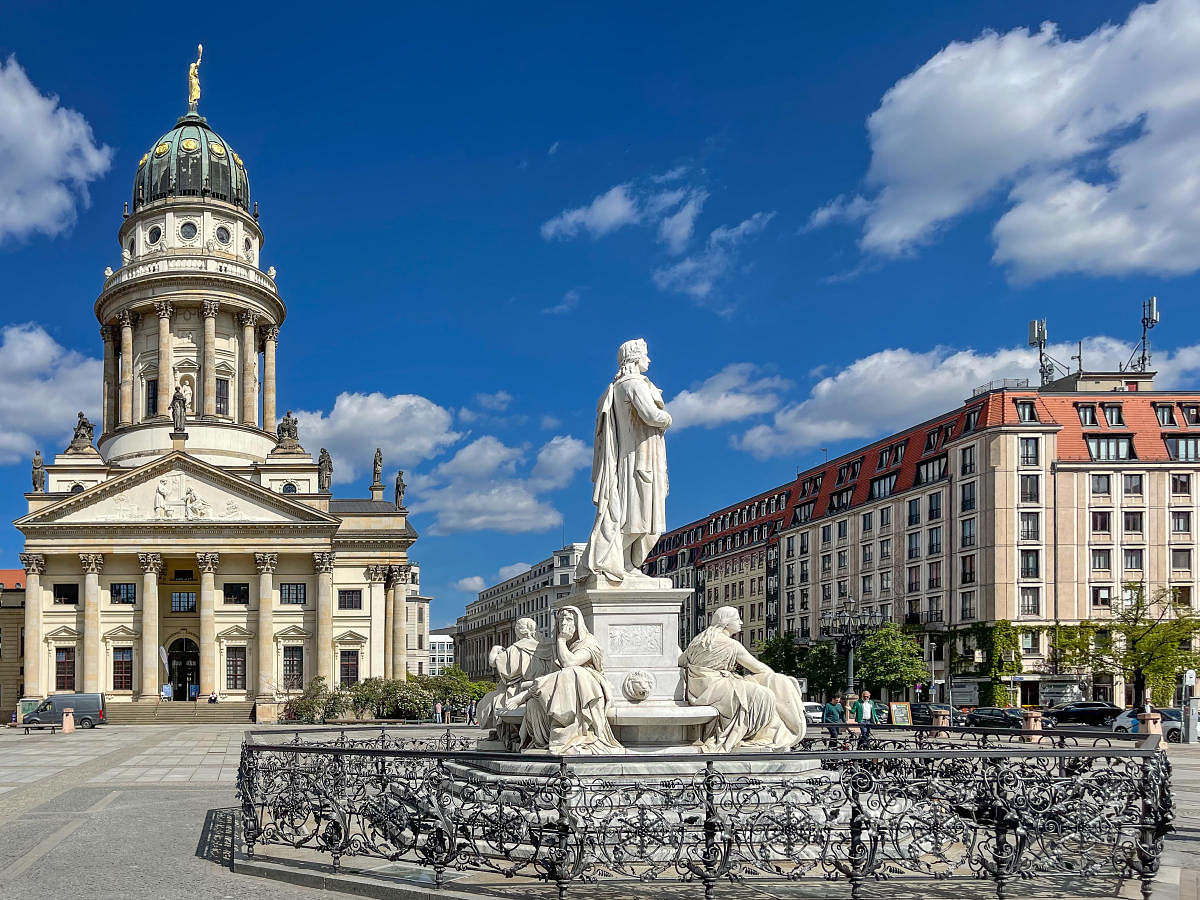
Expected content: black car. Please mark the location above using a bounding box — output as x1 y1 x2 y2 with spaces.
1045 701 1122 727
965 707 1025 729
910 703 968 727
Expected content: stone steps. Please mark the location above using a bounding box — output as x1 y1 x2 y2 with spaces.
105 700 256 725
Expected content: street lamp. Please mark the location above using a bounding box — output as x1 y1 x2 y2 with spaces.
819 599 883 694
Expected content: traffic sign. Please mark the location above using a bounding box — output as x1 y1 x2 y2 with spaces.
1186 669 1197 687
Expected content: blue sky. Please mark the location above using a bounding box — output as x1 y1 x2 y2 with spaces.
5 1 1200 627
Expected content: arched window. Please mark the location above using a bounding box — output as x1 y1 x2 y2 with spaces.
70 484 84 494
282 482 298 494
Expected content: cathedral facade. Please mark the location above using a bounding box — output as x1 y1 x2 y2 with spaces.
15 88 422 720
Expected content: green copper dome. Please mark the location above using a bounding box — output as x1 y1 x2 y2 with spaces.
132 114 250 212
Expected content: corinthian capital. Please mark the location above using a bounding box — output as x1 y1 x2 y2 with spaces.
79 553 105 574
100 325 117 344
201 299 221 319
196 552 221 573
389 564 412 586
138 552 163 575
366 564 389 583
240 310 260 329
154 300 173 319
254 552 278 574
19 552 46 575
261 324 280 344
117 310 136 329
312 551 336 573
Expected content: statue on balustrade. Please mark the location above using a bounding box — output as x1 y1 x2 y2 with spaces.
317 448 333 492
394 470 406 507
372 448 383 485
678 606 807 751
67 411 95 452
576 338 672 587
511 606 624 755
275 410 301 450
478 617 551 749
31 450 45 492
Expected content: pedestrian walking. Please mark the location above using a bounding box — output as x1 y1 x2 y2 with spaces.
468 700 477 725
852 690 879 747
823 693 844 741
434 700 443 724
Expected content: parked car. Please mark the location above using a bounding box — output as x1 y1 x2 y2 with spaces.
802 702 825 726
965 707 1025 729
1044 701 1122 727
23 693 105 728
910 703 967 727
1111 708 1182 742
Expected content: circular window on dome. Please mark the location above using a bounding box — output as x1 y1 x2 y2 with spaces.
148 225 162 245
216 226 231 245
180 137 199 152
154 142 170 158
180 222 198 240
209 142 226 157
244 237 252 252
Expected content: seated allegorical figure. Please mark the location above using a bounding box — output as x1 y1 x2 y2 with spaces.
678 605 807 751
477 617 551 748
512 605 624 755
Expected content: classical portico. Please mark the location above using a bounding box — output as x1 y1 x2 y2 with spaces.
14 78 420 722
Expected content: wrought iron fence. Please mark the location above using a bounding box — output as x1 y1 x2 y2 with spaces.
236 725 1172 900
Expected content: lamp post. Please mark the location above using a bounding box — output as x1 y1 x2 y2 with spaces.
819 599 883 694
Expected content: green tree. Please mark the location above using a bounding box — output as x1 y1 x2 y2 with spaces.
1055 583 1200 707
855 622 929 693
796 641 845 698
756 634 804 677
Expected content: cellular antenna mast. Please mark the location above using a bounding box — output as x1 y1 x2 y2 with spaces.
1123 296 1160 372
1027 319 1070 386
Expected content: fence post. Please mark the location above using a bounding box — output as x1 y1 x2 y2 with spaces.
702 759 718 900
556 758 570 900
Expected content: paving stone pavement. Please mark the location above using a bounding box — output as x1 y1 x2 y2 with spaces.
0 724 1193 899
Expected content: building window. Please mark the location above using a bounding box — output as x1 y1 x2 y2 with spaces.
1123 511 1143 533
927 526 942 554
927 561 942 589
223 583 250 604
1078 404 1097 426
53 583 79 605
1172 510 1191 534
1092 473 1111 494
861 512 872 532
1123 473 1143 495
55 647 75 691
280 583 307 605
861 574 873 595
960 591 976 619
914 456 947 486
1016 401 1037 422
928 492 942 521
1019 437 1039 466
282 483 298 494
907 532 921 560
1172 548 1192 571
173 569 195 582
1157 405 1177 426
171 591 197 612
960 554 976 585
283 646 304 690
110 583 136 604
1124 548 1144 571
880 571 891 593
1092 510 1111 532
1092 586 1112 609
963 407 980 431
1019 475 1039 503
1020 631 1038 654
1092 549 1111 571
961 517 976 548
146 379 158 418
1103 404 1124 426
1173 473 1192 496
837 519 848 540
339 649 359 686
861 544 873 565
907 566 921 593
960 445 976 475
908 499 921 526
226 646 247 690
870 473 897 499
821 525 832 544
799 532 810 554
1019 511 1039 540
1019 549 1039 578
879 539 891 560
112 647 133 690
960 481 976 512
215 378 230 416
1019 587 1040 616
338 589 363 610
1165 436 1200 461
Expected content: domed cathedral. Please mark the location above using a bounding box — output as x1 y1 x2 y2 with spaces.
13 51 429 723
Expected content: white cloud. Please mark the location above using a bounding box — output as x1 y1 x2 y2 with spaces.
0 57 112 242
651 166 690 183
474 390 512 411
735 335 1200 459
548 141 560 156
652 211 775 302
669 363 789 430
435 436 523 481
658 189 708 254
294 392 462 484
498 562 533 581
541 184 640 240
453 576 486 592
529 435 590 490
0 323 101 464
812 0 1200 281
541 415 562 430
543 288 580 315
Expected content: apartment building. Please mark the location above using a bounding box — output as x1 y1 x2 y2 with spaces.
427 626 455 676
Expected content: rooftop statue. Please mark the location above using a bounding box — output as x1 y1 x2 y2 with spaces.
394 469 406 507
275 410 301 450
576 338 672 587
67 411 95 452
188 44 203 113
317 448 333 492
31 450 45 492
170 386 187 433
372 448 383 485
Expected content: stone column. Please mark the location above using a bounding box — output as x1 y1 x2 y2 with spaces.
138 552 162 700
100 326 117 434
20 553 45 698
366 565 388 677
383 577 394 679
80 553 104 692
255 552 277 697
197 552 219 695
240 311 259 426
313 552 335 684
154 301 173 418
118 311 135 426
391 566 411 679
262 325 278 431
201 300 220 418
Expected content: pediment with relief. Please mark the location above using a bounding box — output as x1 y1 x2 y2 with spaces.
17 452 337 528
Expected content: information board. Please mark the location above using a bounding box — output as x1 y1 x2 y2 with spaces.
889 702 912 726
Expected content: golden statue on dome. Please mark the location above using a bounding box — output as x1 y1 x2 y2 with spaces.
188 44 203 113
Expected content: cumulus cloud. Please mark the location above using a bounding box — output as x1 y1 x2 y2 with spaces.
811 0 1200 281
736 335 1200 459
0 57 112 242
541 184 640 240
0 323 101 464
529 435 590 490
435 436 522 481
652 211 775 303
658 190 708 254
453 576 486 592
294 392 462 484
543 288 581 315
669 363 790 430
474 390 513 411
498 562 533 581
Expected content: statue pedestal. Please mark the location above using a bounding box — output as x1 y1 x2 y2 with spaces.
170 431 188 451
556 582 708 749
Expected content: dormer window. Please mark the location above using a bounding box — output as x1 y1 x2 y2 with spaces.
1185 405 1200 425
1156 405 1177 427
962 407 981 432
1103 404 1124 427
923 431 939 453
877 447 891 470
893 443 906 464
1016 401 1037 423
1078 404 1098 427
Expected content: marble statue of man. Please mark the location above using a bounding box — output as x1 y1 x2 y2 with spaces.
394 470 406 507
576 338 672 586
317 449 333 492
170 387 187 432
372 448 383 485
31 450 45 492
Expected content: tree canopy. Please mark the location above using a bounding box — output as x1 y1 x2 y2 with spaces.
855 622 929 692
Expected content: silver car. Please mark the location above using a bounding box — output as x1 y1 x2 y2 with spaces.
1111 707 1181 742
802 702 825 726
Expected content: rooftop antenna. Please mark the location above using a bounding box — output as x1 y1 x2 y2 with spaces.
821 447 829 463
1071 340 1083 375
1123 296 1159 372
1027 318 1072 386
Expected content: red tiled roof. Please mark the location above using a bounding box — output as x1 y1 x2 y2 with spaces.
0 569 25 590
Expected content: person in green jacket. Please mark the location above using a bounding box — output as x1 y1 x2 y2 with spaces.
822 693 844 740
850 690 880 746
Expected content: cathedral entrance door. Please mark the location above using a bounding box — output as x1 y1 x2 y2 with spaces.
167 638 200 701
